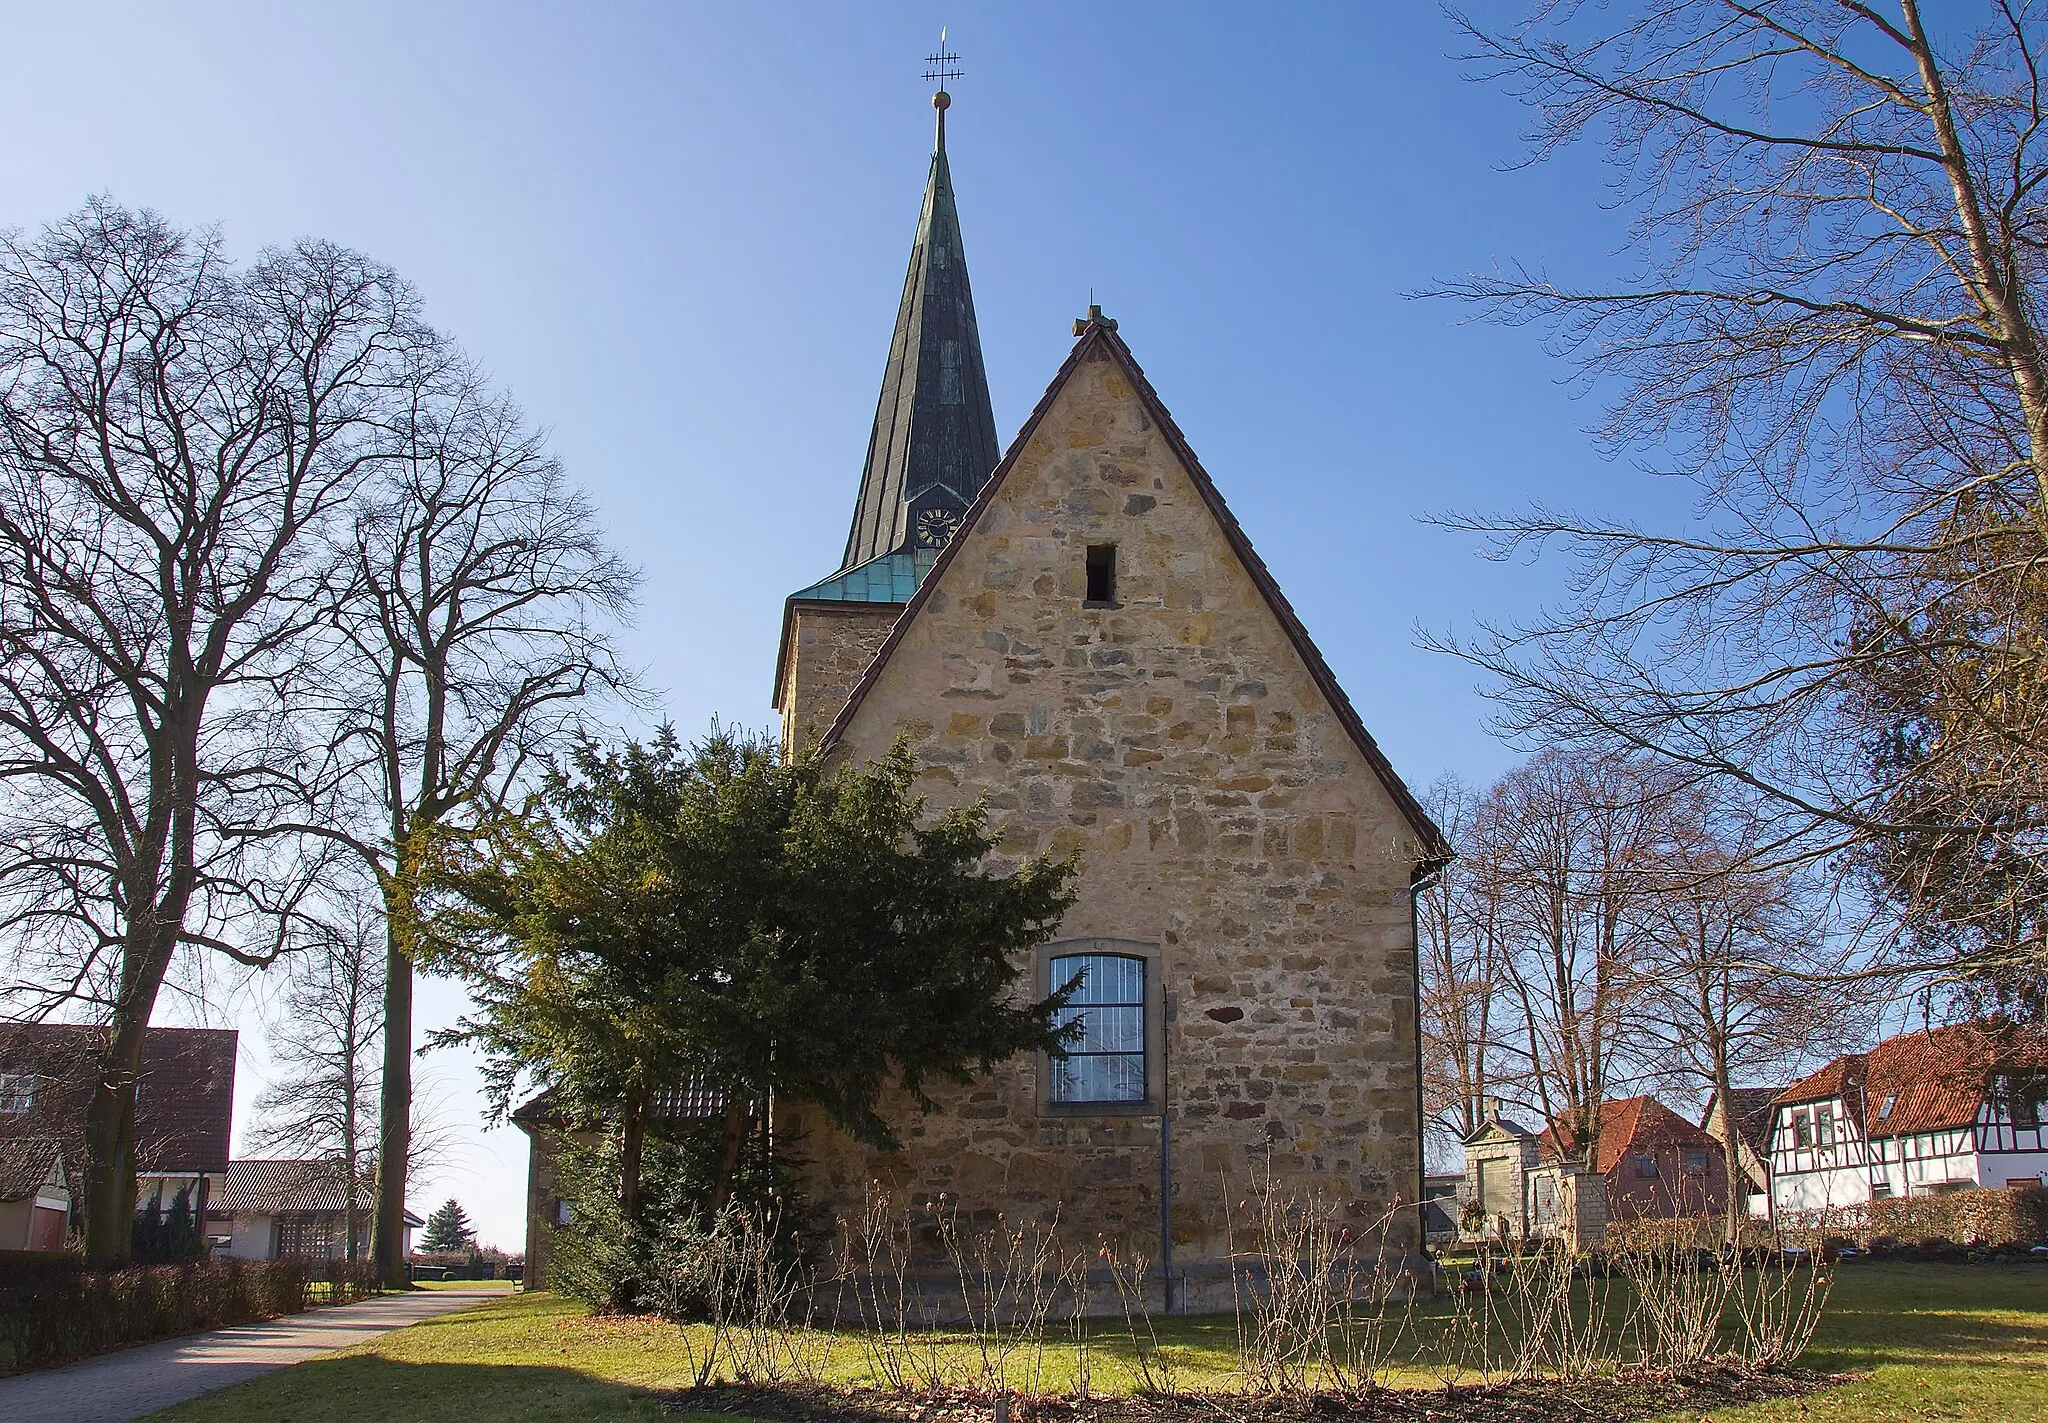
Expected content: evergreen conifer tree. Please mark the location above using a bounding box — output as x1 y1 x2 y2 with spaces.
421 1198 475 1252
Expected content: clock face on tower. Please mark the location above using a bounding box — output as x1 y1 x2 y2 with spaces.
915 505 962 548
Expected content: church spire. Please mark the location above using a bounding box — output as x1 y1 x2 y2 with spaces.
838 73 1000 573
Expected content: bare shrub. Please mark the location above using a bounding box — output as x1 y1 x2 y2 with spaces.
935 1201 1065 1396
1224 1173 1416 1395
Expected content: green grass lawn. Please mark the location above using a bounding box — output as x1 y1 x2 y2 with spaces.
144 1262 2047 1423
403 1279 519 1293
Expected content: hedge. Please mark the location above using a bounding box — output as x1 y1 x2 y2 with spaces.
1866 1184 2048 1248
0 1255 366 1376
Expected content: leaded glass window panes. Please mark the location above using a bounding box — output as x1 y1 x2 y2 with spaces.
1049 953 1145 1104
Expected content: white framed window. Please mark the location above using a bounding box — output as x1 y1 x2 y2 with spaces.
0 1073 35 1114
1793 1111 1812 1148
1049 952 1146 1103
1036 938 1162 1116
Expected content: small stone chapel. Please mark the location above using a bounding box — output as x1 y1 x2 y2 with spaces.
771 89 1450 1293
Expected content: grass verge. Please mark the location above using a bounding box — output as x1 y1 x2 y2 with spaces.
142 1261 2047 1423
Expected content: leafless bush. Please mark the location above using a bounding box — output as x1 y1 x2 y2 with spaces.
935 1201 1065 1396
1101 1241 1178 1395
832 1183 946 1391
1613 1249 1735 1374
1224 1173 1416 1395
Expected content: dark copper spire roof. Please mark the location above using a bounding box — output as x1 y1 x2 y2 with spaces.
838 91 1000 573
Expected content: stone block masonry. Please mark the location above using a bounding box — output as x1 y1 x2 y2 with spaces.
780 330 1435 1275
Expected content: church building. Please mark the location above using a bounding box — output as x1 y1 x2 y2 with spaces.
772 89 1449 1294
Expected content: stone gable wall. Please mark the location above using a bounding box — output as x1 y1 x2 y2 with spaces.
779 345 1428 1268
778 602 903 755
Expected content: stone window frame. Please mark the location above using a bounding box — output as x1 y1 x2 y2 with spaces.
1035 937 1163 1119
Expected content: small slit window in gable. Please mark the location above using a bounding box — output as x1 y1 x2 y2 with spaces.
1085 544 1117 605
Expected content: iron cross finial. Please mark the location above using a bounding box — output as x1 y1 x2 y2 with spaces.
923 28 963 90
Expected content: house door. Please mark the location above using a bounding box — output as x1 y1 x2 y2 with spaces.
27 1204 66 1252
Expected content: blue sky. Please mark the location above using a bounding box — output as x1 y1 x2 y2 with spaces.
1 2 1678 1248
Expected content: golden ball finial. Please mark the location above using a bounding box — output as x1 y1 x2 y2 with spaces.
933 90 951 111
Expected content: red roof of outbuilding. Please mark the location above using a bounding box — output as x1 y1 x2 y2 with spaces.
1538 1096 1720 1175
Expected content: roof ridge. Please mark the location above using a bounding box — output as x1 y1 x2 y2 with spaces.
818 319 1451 873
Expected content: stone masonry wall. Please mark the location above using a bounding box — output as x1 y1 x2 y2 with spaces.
778 340 1429 1269
779 601 904 756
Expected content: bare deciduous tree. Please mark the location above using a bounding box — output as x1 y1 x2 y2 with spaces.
1427 2 2048 1012
310 372 638 1286
1629 794 1848 1239
249 910 382 1259
1419 773 1510 1154
1486 750 1668 1172
0 200 443 1261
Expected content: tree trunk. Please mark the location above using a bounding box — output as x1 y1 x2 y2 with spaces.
370 913 413 1289
1712 1051 1743 1247
619 1082 648 1225
81 920 180 1266
709 1098 751 1214
80 1020 148 1265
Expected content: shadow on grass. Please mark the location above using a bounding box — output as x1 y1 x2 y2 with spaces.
147 1355 671 1423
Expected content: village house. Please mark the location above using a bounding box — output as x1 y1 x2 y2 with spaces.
1769 1020 2048 1219
1701 1085 1782 1220
0 1024 236 1250
207 1159 410 1262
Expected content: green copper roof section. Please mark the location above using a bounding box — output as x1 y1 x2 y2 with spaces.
791 549 934 604
838 100 1000 573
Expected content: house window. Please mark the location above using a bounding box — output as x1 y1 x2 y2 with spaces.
1049 953 1146 1103
1633 1152 1658 1178
1816 1105 1835 1146
2001 1074 2045 1128
0 1074 35 1114
1085 544 1117 605
1682 1148 1709 1174
1878 1094 1897 1121
1793 1111 1812 1148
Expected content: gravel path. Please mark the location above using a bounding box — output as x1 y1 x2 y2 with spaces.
0 1286 507 1423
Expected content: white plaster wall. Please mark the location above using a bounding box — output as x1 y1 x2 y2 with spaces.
227 1212 274 1259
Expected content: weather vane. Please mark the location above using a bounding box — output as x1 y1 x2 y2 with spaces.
923 28 963 90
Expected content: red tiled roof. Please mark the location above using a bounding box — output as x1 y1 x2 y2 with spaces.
1538 1096 1720 1175
1774 1020 2048 1140
0 1137 66 1201
0 1025 237 1172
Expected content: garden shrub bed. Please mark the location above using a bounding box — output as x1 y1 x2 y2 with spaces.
0 1255 373 1375
665 1369 1843 1423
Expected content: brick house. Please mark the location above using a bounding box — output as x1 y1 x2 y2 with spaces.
1530 1097 1730 1247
